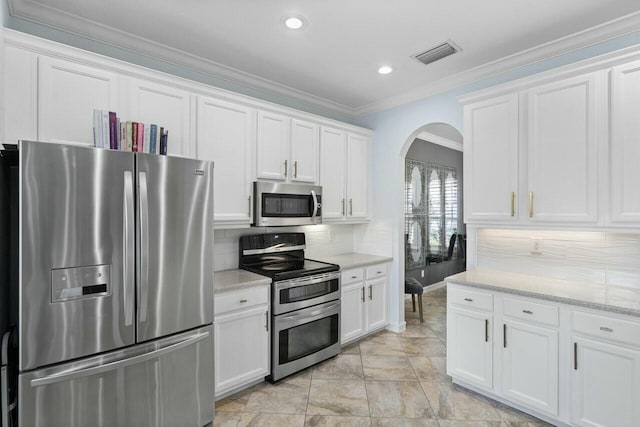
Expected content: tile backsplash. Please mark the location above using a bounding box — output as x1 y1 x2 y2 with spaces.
476 229 640 288
214 224 355 271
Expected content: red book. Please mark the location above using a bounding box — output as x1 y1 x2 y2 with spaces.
132 122 138 152
137 123 144 153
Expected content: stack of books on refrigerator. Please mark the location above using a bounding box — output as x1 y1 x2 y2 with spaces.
93 109 168 154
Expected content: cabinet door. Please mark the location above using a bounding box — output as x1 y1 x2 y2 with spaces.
447 306 493 390
571 337 640 427
341 283 365 344
366 278 387 331
610 61 640 224
526 73 599 223
346 133 370 219
214 306 270 397
39 56 119 146
197 96 255 227
290 119 319 183
463 94 519 222
320 126 347 220
4 46 37 144
128 79 194 157
256 110 290 181
502 320 559 416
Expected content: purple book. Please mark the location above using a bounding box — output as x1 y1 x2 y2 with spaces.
109 112 117 150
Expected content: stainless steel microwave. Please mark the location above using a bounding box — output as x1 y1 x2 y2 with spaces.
253 182 322 227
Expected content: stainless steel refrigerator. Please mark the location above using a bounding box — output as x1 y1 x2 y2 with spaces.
0 141 214 427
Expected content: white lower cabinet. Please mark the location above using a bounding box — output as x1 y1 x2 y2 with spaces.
340 263 388 344
214 286 269 398
447 283 640 426
502 319 559 416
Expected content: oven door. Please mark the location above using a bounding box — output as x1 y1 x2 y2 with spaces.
273 272 340 315
254 182 322 226
272 300 340 381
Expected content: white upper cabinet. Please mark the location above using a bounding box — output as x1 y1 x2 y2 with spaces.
346 133 370 219
39 56 119 146
256 110 290 181
197 96 255 227
320 126 348 220
525 73 600 223
463 94 519 223
290 119 319 183
127 79 194 157
610 61 640 225
4 46 37 144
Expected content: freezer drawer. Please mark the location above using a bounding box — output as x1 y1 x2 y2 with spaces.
18 325 214 427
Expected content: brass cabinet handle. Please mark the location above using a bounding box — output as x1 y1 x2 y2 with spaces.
485 319 489 342
361 287 365 303
368 285 372 300
248 196 252 216
511 192 515 217
529 192 533 218
294 161 298 178
265 311 269 332
342 199 346 216
503 324 507 348
349 199 353 216
284 160 288 177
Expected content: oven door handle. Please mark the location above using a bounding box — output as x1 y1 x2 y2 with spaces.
276 301 340 328
275 272 340 290
311 190 319 218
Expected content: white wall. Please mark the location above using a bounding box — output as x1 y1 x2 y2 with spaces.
214 225 356 272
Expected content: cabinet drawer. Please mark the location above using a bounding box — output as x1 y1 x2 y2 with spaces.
448 286 493 311
342 268 364 285
572 310 640 347
503 297 559 327
366 264 387 280
215 286 269 315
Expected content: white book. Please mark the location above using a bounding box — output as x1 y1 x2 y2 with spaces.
93 109 102 148
143 125 151 154
101 110 110 149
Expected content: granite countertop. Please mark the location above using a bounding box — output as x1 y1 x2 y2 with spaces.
446 268 640 317
316 253 393 270
215 269 271 294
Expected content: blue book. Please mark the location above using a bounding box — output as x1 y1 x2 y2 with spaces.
149 124 157 154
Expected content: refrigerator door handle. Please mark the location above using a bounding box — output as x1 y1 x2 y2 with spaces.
138 171 150 323
123 171 135 326
30 331 210 388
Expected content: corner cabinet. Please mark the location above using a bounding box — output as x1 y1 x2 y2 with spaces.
463 93 519 223
320 127 371 223
196 97 255 228
447 282 640 426
214 285 270 398
340 263 388 345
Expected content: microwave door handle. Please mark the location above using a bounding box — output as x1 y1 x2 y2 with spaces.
311 190 319 218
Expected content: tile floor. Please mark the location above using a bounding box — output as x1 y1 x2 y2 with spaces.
214 285 552 427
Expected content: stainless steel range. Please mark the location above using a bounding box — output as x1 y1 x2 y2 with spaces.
239 233 340 381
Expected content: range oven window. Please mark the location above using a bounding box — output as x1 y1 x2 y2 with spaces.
280 278 338 304
278 314 339 364
262 193 319 218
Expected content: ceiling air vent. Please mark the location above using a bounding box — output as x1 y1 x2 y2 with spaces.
412 40 461 66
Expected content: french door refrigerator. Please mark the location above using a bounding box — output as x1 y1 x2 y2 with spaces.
0 141 214 427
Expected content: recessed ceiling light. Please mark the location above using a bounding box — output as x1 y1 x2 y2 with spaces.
284 16 305 30
378 65 394 75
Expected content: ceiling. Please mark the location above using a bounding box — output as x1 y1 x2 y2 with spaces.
8 0 640 115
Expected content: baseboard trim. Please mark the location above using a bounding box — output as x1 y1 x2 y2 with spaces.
386 321 407 333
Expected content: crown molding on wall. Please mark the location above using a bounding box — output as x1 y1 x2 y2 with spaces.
415 132 463 152
8 0 640 118
7 0 356 116
352 10 640 116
